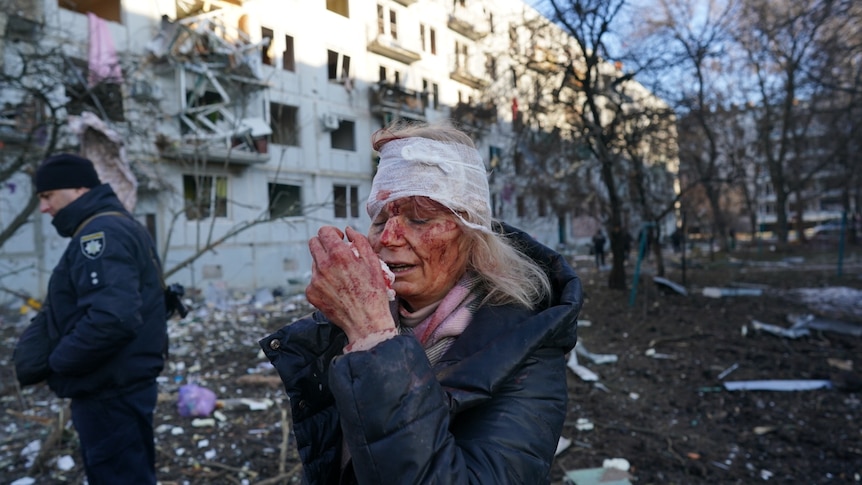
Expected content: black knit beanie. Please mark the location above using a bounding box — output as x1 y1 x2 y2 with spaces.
34 153 101 193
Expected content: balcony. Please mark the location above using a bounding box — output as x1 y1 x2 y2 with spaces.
367 34 422 64
160 116 272 166
449 67 489 90
369 82 427 119
450 101 497 129
447 11 489 41
160 136 270 166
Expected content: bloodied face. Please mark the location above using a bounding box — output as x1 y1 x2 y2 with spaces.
368 196 471 311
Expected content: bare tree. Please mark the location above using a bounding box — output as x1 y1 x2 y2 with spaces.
807 1 862 244
733 0 844 244
0 41 74 248
1 13 301 290
529 0 678 289
645 0 741 252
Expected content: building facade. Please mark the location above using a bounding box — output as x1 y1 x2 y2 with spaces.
1 0 676 299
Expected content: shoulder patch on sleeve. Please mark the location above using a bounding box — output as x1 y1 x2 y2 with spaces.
80 231 106 259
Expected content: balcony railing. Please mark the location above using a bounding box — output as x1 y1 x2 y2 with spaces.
369 82 427 119
450 101 497 128
367 34 422 64
449 67 489 90
161 135 271 166
447 10 489 41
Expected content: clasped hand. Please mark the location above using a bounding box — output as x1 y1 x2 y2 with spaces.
306 226 396 343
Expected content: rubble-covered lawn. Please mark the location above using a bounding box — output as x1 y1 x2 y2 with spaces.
2 247 861 484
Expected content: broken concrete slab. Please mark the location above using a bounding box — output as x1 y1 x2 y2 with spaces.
723 380 833 391
653 276 687 296
786 313 862 337
575 341 618 365
703 287 763 298
564 458 633 485
567 351 599 382
748 319 810 339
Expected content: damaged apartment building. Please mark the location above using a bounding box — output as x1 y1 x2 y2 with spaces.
0 0 678 297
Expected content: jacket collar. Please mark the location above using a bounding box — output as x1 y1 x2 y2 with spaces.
51 184 126 237
434 224 582 411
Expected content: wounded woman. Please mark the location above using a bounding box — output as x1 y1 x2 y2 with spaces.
260 120 582 484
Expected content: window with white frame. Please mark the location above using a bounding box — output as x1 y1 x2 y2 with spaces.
327 49 351 82
333 184 360 218
377 4 398 40
420 24 437 54
455 41 468 70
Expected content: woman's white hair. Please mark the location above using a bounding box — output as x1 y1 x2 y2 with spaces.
370 120 551 309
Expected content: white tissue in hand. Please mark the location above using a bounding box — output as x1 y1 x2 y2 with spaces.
350 243 396 301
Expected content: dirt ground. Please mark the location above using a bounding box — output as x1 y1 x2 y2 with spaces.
2 244 861 485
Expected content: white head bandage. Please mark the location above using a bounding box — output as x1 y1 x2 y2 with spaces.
367 138 492 234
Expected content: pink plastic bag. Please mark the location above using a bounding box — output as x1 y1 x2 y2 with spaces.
177 384 217 417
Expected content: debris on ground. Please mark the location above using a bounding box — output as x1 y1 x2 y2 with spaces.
2 252 861 484
564 458 633 485
653 276 687 296
723 380 833 391
702 286 763 298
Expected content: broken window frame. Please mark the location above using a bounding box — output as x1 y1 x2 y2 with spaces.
270 102 300 146
183 174 228 220
330 119 356 151
283 35 296 71
63 57 125 122
327 50 352 83
268 183 303 218
261 27 274 66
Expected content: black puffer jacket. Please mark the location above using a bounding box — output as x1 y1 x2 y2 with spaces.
45 184 167 399
260 224 582 484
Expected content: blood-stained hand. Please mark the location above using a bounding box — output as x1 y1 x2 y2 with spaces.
306 226 396 343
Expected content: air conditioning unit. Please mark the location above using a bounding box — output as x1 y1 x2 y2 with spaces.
321 113 340 131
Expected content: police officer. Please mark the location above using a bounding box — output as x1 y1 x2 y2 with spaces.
32 153 167 484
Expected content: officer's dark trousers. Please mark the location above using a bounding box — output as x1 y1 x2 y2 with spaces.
70 382 158 485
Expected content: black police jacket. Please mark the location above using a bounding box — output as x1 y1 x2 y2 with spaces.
260 224 582 484
45 184 167 399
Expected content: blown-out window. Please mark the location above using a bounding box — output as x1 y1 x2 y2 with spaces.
327 50 351 82
268 183 302 218
270 102 299 146
183 175 227 220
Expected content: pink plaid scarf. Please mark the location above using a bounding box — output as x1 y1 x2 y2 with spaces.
400 273 483 363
